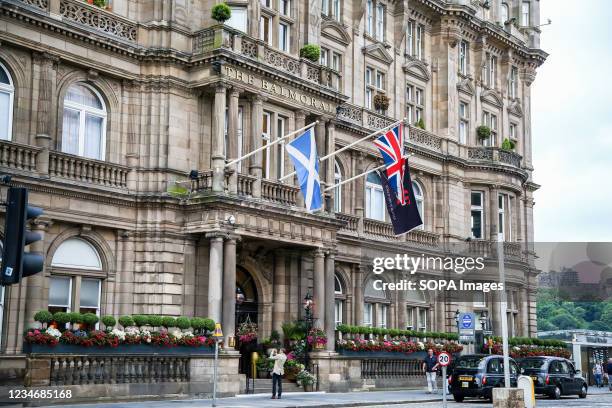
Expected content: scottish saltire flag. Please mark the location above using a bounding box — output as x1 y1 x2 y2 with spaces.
373 124 406 204
286 128 323 212
380 158 423 235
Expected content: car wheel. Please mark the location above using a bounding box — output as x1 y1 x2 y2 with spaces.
551 386 561 399
453 394 464 402
579 384 587 398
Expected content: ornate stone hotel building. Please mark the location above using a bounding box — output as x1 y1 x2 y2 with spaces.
0 0 546 359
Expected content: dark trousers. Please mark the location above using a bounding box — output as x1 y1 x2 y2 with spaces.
272 373 282 397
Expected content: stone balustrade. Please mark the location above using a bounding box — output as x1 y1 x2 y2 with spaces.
360 358 423 379
465 239 525 261
49 151 129 189
335 102 398 131
336 212 359 233
192 26 341 91
407 125 442 152
261 179 299 206
236 173 255 197
59 0 138 42
19 0 48 10
406 229 440 247
0 140 40 172
468 147 522 169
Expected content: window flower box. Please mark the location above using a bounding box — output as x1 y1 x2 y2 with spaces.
23 342 214 355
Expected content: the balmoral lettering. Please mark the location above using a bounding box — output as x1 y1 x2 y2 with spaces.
223 66 334 114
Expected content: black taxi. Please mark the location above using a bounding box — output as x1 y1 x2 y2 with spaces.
448 354 519 402
517 356 587 399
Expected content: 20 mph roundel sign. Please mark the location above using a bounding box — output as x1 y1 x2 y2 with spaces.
438 352 451 367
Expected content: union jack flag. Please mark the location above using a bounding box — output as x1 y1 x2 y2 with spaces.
373 124 406 204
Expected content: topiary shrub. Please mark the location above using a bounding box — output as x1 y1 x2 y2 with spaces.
101 315 116 330
68 312 82 324
53 311 70 326
162 316 177 329
34 310 53 327
211 3 231 23
118 315 135 328
148 315 163 328
477 125 491 140
93 0 106 8
203 318 216 333
415 118 425 130
175 316 191 330
501 137 515 150
82 313 99 327
133 315 149 327
300 44 321 63
190 317 205 333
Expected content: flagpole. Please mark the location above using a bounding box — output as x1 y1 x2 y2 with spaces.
224 121 318 167
279 118 406 182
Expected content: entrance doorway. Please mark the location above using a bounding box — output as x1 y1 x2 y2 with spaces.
236 266 258 374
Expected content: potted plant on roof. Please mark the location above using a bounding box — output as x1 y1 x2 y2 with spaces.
211 3 232 24
477 125 491 141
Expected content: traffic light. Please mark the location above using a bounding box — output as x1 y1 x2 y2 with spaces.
0 187 44 286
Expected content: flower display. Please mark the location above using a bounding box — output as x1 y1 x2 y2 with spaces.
25 329 59 346
336 338 463 355
306 328 327 347
489 343 570 359
45 327 61 338
237 321 257 343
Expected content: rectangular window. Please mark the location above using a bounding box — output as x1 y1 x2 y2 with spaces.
474 292 486 308
489 55 497 88
498 193 505 241
459 41 468 74
406 306 414 329
366 0 373 35
279 22 290 52
322 0 329 16
331 52 341 71
459 101 469 144
262 112 271 179
471 191 484 239
406 21 413 55
335 300 343 327
332 0 340 21
509 66 518 98
418 308 427 331
261 0 271 7
363 303 373 327
376 3 385 41
366 181 385 221
482 111 497 146
227 7 247 32
260 16 272 45
276 116 286 179
365 67 373 109
510 122 518 143
320 48 329 66
379 304 388 328
80 278 101 321
376 71 384 89
280 0 290 16
49 276 72 315
416 24 423 59
521 2 530 26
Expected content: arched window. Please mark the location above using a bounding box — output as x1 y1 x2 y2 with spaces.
364 277 389 328
62 83 107 160
366 171 385 221
334 274 345 327
0 62 14 141
412 180 424 229
49 238 104 323
501 3 509 23
405 289 428 331
334 160 342 213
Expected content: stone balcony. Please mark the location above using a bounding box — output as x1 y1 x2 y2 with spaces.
193 26 342 93
468 146 522 169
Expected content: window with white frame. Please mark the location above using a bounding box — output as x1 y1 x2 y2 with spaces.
459 101 469 144
509 122 518 145
226 7 247 32
406 85 413 122
278 22 290 52
482 111 497 146
79 278 101 316
375 3 385 41
471 191 484 239
365 1 385 40
366 171 385 221
412 180 424 230
334 160 342 213
405 289 427 330
501 3 509 24
418 308 427 332
406 306 414 329
459 41 468 75
276 116 286 179
0 62 14 141
320 48 329 66
483 53 497 88
366 0 374 35
406 21 413 55
334 274 344 327
415 24 424 59
331 52 341 71
262 112 271 179
365 278 388 328
474 291 486 308
259 15 272 45
280 0 290 16
498 193 506 241
48 276 73 315
62 83 107 160
261 0 271 7
332 0 341 21
406 84 424 125
51 238 103 271
363 302 373 327
322 0 329 16
366 67 385 110
378 304 388 328
406 20 425 59
509 66 518 98
521 2 530 26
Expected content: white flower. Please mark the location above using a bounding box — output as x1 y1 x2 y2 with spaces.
417 341 425 350
125 326 140 336
111 329 126 341
169 329 183 339
45 327 61 338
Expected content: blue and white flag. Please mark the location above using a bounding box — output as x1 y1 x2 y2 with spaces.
286 128 322 212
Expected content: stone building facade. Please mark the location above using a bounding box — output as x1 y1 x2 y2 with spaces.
0 0 546 357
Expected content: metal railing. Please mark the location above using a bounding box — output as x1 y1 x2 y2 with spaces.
361 359 423 379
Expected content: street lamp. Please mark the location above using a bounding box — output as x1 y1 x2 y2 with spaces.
454 310 460 326
303 291 314 370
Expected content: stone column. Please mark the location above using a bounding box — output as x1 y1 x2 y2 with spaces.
489 185 499 240
250 95 264 198
398 279 408 330
206 233 224 324
354 152 366 233
24 219 51 328
324 251 336 351
222 234 238 348
212 84 227 192
491 290 501 336
227 87 241 194
313 249 325 328
520 288 529 336
32 53 58 174
353 264 365 326
287 251 300 321
272 251 287 334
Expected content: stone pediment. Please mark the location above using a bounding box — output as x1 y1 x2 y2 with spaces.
507 100 524 117
403 58 431 81
321 18 351 46
362 43 394 65
457 75 475 96
480 89 503 108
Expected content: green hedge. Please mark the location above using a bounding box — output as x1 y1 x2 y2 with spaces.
336 324 459 341
488 336 567 348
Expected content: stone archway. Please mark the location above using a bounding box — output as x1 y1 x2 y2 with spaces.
236 265 259 375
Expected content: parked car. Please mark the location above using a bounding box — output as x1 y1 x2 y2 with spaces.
448 354 519 402
517 356 587 399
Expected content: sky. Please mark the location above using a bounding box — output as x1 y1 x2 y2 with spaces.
532 0 612 241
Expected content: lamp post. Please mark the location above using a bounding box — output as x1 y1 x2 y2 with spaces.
303 291 314 370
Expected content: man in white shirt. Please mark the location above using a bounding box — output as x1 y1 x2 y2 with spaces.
269 348 287 399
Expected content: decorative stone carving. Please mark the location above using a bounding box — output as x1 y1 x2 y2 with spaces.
59 0 137 42
468 147 494 161
20 0 48 10
499 150 522 168
336 104 363 126
263 48 300 75
408 126 442 152
240 37 258 59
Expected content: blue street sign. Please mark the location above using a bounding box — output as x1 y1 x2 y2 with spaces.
460 312 475 329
